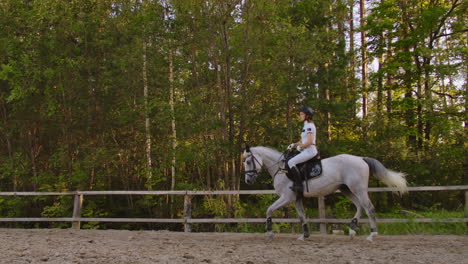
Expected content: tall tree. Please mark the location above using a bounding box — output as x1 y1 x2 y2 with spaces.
142 39 153 188
360 0 369 118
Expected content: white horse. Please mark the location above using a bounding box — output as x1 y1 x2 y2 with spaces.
242 146 408 241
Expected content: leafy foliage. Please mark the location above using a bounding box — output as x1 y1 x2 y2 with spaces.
0 0 465 231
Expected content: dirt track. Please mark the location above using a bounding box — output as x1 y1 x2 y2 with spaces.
0 229 466 264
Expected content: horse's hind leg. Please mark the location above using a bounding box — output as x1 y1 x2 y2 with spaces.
339 186 362 238
355 191 378 241
295 198 309 240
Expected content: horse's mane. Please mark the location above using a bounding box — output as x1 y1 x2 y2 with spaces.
252 146 282 157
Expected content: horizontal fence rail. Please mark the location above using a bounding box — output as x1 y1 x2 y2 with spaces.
0 186 467 233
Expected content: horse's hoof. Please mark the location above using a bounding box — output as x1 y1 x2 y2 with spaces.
266 231 274 240
297 234 305 241
366 232 378 241
349 229 356 239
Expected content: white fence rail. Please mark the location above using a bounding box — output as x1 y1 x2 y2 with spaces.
1 186 467 233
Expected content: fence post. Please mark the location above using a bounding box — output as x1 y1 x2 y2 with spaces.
184 194 192 232
318 196 327 234
72 194 83 229
465 191 468 227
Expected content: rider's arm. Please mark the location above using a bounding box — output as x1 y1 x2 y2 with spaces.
298 133 314 149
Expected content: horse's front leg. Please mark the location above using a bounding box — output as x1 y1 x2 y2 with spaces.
265 195 293 239
295 198 309 241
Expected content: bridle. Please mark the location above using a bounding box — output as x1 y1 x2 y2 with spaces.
244 151 262 177
244 150 284 180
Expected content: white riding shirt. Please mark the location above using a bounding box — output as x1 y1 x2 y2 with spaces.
288 121 318 168
301 121 316 148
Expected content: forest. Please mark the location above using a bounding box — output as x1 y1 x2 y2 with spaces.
0 0 466 231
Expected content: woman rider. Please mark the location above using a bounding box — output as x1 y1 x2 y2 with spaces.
287 106 318 193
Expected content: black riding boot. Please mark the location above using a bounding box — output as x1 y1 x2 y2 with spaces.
288 166 303 193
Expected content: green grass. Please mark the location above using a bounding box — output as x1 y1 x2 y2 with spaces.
372 210 468 235
189 210 467 235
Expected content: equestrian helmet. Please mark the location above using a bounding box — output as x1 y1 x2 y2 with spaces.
300 106 314 117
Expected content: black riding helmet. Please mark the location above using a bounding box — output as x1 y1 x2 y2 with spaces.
300 106 314 118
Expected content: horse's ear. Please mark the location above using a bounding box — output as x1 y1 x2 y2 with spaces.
245 143 251 153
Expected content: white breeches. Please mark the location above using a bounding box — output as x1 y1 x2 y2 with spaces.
288 146 318 168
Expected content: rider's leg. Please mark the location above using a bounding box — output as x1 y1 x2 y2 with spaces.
287 149 317 193
288 166 303 192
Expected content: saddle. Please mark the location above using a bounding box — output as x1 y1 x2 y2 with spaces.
284 150 323 181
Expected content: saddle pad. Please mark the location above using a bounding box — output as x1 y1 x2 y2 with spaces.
299 159 322 180
283 150 323 180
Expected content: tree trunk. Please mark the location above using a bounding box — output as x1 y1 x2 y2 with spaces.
414 51 423 151
142 40 153 189
325 4 332 142
222 21 234 146
401 0 416 148
377 52 384 138
360 0 368 117
28 125 39 191
1 100 15 191
237 1 252 191
221 13 234 195
423 56 432 145
215 54 226 188
60 77 73 190
465 69 468 131
169 44 177 192
385 36 393 120
163 1 177 192
376 30 384 118
325 62 332 142
349 0 356 116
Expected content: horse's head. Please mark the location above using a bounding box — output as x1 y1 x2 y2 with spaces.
242 145 263 185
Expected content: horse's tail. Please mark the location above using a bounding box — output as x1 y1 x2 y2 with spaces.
363 157 408 196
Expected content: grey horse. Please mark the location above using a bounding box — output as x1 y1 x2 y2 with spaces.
242 146 408 241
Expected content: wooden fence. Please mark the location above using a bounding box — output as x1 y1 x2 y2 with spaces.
0 186 467 234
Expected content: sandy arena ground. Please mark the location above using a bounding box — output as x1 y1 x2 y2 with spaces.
0 228 466 264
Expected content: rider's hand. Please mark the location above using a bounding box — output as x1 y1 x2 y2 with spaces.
296 145 303 152
287 143 295 151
